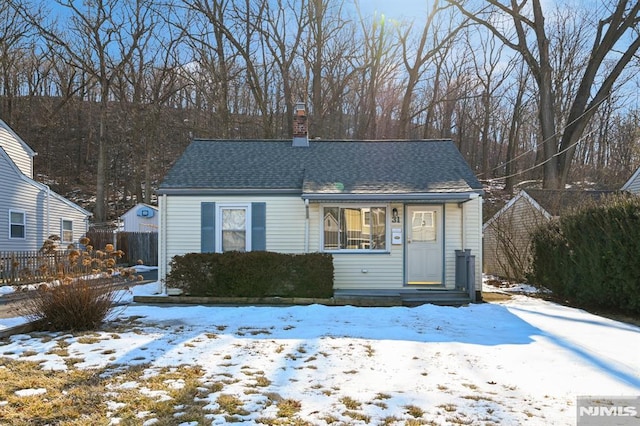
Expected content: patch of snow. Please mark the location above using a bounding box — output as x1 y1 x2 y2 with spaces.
1 285 639 425
15 388 46 397
133 265 158 272
0 286 15 296
106 401 126 411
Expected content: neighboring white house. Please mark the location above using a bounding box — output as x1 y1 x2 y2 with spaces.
156 107 484 305
622 167 640 194
120 203 158 233
0 119 91 251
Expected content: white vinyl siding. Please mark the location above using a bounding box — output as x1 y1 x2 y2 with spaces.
0 121 34 178
0 152 89 251
465 197 483 291
442 198 482 291
160 197 483 292
625 174 640 195
160 195 307 281
444 204 462 290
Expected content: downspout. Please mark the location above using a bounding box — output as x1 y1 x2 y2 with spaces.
45 184 50 239
461 200 465 250
304 198 310 253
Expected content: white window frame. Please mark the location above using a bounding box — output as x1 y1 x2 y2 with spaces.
61 219 74 243
320 204 389 253
215 203 252 253
9 210 26 240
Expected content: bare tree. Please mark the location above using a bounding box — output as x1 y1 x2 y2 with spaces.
18 0 152 222
466 28 513 177
353 10 401 139
252 0 308 136
397 1 466 139
303 0 361 138
449 0 640 189
1 1 41 122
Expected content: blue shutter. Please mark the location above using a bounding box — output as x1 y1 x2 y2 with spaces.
201 202 215 253
251 202 266 251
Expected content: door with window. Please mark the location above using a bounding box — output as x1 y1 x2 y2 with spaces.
405 205 443 285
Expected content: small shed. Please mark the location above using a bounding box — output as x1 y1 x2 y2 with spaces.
483 189 614 281
120 203 158 233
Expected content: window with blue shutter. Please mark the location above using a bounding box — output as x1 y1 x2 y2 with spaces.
251 202 266 251
203 202 266 252
201 202 215 253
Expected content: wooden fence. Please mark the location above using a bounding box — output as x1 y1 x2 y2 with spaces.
86 231 158 266
0 250 70 285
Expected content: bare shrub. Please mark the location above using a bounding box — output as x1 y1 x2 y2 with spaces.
18 276 124 331
16 237 135 331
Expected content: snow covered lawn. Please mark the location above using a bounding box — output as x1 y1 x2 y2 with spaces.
0 284 639 425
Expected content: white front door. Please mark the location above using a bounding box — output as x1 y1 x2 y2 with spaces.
406 205 443 285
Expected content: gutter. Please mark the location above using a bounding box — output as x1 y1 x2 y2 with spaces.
302 192 482 202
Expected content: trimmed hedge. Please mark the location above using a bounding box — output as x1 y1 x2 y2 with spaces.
528 194 640 314
166 251 334 298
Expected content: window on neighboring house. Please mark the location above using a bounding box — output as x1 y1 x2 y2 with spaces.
323 206 387 251
9 211 26 239
61 219 73 243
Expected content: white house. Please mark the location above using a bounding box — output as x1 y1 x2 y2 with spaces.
120 203 158 233
622 167 640 194
156 107 484 305
0 119 91 251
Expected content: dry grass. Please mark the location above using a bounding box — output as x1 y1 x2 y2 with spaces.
0 357 213 425
481 292 512 302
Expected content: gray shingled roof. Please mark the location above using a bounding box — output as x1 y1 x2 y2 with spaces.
158 139 483 197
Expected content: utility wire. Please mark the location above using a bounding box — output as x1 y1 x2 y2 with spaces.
490 127 598 182
477 95 610 180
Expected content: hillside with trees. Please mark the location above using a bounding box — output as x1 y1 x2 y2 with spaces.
2 0 640 224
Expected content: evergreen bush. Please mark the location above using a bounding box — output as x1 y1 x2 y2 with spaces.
166 251 334 298
528 194 640 314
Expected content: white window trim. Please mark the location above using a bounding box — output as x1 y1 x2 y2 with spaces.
320 204 390 253
215 203 252 253
9 210 26 240
61 218 74 244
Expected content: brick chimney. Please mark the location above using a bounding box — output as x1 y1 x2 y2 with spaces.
292 101 308 147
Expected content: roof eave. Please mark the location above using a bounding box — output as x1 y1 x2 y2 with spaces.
302 191 482 202
156 188 302 196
